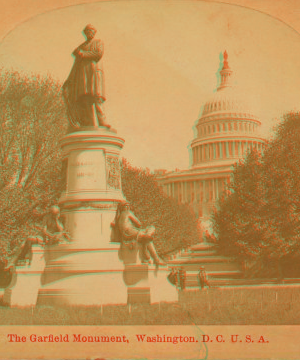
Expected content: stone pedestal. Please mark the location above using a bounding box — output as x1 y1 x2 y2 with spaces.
148 265 178 303
4 244 45 307
38 127 178 306
39 128 128 306
126 265 178 304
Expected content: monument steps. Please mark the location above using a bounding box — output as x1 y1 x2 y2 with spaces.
166 241 243 287
169 256 237 264
182 250 219 257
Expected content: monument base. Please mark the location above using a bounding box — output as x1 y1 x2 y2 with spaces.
38 272 128 306
38 251 177 306
3 245 45 307
122 264 178 305
38 242 128 306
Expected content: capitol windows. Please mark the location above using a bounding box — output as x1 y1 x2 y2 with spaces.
222 123 226 131
216 143 220 158
235 141 239 156
198 207 203 218
209 180 213 201
234 122 238 131
217 124 220 132
222 142 226 158
209 144 213 160
228 141 232 157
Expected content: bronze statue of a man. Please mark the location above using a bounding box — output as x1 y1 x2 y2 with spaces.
42 205 70 245
111 202 165 266
63 24 110 129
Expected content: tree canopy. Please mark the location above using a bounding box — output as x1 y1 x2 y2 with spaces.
0 69 68 268
121 159 200 255
212 112 300 277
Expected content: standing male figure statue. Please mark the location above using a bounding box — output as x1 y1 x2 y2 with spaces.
63 24 110 129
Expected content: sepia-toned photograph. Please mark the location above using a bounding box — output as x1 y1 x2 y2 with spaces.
0 0 300 358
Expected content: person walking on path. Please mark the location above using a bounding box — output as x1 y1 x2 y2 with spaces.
198 266 210 290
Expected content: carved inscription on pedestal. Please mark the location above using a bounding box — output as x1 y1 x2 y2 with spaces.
106 156 121 190
68 150 106 191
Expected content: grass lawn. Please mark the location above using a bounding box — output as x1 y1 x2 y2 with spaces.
0 286 299 325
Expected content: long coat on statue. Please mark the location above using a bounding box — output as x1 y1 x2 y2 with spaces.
64 38 105 104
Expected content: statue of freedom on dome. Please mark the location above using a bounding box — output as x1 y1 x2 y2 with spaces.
62 24 110 129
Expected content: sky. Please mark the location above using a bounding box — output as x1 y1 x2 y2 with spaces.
0 0 300 171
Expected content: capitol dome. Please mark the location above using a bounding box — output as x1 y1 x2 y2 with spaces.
157 51 266 220
200 87 259 119
191 51 264 168
200 51 258 119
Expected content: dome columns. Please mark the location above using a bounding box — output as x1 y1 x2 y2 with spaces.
192 139 265 166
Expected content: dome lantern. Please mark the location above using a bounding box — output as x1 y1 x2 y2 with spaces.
217 50 233 91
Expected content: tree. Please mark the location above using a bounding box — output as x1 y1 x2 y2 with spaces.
212 112 300 277
121 159 200 255
213 150 265 260
260 112 300 275
0 69 68 268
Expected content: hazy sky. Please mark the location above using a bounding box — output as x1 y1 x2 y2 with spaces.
1 1 300 170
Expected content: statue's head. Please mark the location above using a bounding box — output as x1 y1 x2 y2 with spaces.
50 205 60 216
117 201 130 213
83 24 97 40
120 201 130 211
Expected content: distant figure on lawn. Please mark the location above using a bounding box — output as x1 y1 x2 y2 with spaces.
178 267 186 291
111 201 165 266
198 266 210 290
167 268 178 287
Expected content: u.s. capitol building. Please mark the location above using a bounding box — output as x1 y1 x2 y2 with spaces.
157 51 265 223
